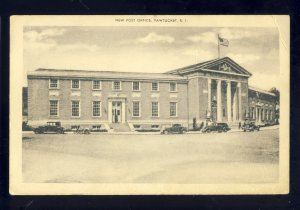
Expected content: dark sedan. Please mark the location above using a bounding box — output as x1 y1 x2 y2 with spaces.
202 123 231 133
242 121 260 132
34 122 65 134
161 124 188 134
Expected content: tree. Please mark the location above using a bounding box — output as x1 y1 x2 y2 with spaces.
270 87 280 105
270 87 280 123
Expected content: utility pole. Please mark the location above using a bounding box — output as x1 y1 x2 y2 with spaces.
217 34 220 59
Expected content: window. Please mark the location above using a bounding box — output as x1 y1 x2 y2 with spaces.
49 100 58 116
170 102 177 117
132 81 140 91
132 101 140 117
152 102 159 117
133 124 141 129
151 82 159 91
93 101 101 117
151 125 159 128
71 79 80 89
49 79 58 89
113 81 121 90
92 125 101 130
71 101 80 117
71 125 80 130
93 80 101 90
170 82 177 92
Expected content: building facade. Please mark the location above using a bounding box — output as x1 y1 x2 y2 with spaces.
27 57 277 131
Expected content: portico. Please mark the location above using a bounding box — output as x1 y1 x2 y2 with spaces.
207 78 243 122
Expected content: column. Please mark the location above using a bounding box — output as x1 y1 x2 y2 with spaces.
237 82 242 121
255 107 258 123
226 80 232 122
217 79 222 122
258 108 262 123
270 110 273 121
233 86 237 121
121 101 126 123
207 78 212 116
108 101 112 123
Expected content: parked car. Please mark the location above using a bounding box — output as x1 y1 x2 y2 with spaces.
242 121 260 132
161 124 188 134
34 122 65 134
202 123 230 133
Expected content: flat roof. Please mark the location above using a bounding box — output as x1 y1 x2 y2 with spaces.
28 68 186 81
249 86 276 97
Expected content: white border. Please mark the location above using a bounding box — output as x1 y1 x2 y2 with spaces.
10 15 289 195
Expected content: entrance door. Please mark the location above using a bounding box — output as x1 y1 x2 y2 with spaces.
112 101 122 123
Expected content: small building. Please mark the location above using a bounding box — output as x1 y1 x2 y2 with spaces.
27 57 277 131
248 86 277 124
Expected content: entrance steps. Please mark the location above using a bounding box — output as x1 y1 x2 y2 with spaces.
227 121 241 129
109 123 132 132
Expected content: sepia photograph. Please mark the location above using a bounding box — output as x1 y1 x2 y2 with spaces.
10 15 289 195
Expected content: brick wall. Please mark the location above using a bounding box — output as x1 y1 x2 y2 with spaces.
28 77 188 127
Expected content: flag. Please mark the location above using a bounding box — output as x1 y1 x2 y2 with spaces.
219 36 229 47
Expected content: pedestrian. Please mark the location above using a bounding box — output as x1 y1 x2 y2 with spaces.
239 121 241 130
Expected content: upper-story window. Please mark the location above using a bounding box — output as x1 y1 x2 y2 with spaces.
151 82 159 91
93 80 101 90
71 79 80 89
170 82 177 92
113 81 121 90
49 79 58 89
132 81 140 91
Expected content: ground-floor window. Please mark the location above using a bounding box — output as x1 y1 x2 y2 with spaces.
49 100 58 116
152 102 159 117
93 101 101 117
170 102 177 117
72 100 80 117
132 101 140 117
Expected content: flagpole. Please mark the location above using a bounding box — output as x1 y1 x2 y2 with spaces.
217 34 220 59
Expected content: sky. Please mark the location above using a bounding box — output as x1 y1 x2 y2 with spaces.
23 26 279 90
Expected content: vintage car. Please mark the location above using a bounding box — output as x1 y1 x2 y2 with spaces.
161 124 188 134
202 123 231 133
34 121 65 134
242 121 260 132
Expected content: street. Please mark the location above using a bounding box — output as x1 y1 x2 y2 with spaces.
22 128 279 184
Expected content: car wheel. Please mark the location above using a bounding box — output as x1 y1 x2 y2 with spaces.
163 130 168 134
206 130 211 133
